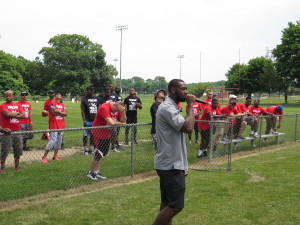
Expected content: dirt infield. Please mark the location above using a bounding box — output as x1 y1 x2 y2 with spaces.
1 143 298 212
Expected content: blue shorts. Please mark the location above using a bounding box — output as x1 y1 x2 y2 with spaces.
83 121 93 136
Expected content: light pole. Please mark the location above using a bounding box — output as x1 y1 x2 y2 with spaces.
177 55 184 79
113 58 119 82
116 25 128 93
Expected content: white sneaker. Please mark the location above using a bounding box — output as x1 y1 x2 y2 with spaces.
189 140 192 144
95 172 107 179
87 172 98 180
254 132 259 137
110 148 120 152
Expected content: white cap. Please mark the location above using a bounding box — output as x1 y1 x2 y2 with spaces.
229 94 238 99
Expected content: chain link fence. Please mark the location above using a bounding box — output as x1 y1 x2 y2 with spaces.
0 114 299 202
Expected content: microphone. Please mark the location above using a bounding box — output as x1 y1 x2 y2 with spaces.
195 99 207 104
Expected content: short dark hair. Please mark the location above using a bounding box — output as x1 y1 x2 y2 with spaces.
104 87 112 93
168 79 184 93
246 96 252 100
212 98 218 103
86 86 94 91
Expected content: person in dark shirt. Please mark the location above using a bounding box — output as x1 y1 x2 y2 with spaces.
81 86 100 155
150 89 166 148
98 88 114 105
111 85 122 102
123 88 142 144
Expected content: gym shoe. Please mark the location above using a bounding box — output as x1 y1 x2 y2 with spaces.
110 148 120 153
83 151 89 156
52 156 61 161
87 172 98 181
23 147 32 151
221 137 230 142
188 140 192 144
94 172 107 179
41 156 48 164
197 150 207 158
0 167 6 174
236 136 245 140
15 166 21 171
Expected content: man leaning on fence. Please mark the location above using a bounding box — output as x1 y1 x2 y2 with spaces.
0 90 25 173
87 101 126 180
264 105 283 143
153 79 195 225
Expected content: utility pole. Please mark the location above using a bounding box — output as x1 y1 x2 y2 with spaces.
116 25 128 93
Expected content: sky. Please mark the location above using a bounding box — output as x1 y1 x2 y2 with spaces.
0 0 299 84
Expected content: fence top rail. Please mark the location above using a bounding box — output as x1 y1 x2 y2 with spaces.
0 123 152 136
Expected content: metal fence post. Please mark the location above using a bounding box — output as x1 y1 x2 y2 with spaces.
208 117 214 162
295 114 298 142
130 124 135 177
258 116 263 150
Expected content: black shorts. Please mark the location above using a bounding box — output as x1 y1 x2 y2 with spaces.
96 138 111 157
156 169 186 209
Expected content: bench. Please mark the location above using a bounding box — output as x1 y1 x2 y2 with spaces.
219 133 285 145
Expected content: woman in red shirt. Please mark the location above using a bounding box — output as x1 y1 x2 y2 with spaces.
42 93 67 164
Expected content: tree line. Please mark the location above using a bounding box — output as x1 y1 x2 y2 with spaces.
0 21 299 102
225 21 300 103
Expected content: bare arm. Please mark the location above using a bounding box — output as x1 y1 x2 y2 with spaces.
80 101 86 121
2 110 25 119
180 94 196 134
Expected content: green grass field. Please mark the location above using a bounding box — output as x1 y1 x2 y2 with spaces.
0 96 299 224
0 143 299 225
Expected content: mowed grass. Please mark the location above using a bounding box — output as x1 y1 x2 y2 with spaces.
0 143 299 225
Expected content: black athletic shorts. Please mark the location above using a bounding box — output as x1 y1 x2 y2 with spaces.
97 138 111 157
156 169 186 209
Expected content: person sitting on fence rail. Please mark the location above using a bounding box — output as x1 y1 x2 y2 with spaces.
197 98 225 158
150 89 166 149
42 93 67 164
249 99 273 138
264 105 284 143
17 91 33 151
87 101 126 181
240 96 253 133
220 100 245 141
81 86 100 155
0 90 25 173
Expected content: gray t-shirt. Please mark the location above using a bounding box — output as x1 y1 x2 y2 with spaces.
154 97 188 170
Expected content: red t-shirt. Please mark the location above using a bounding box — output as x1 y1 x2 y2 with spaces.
44 99 56 111
186 102 202 120
221 105 239 125
239 103 251 114
49 102 66 129
17 100 31 124
198 105 220 130
266 105 283 115
92 102 121 140
0 102 24 130
250 106 266 116
220 105 239 115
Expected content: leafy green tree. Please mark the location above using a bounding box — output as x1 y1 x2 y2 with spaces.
39 34 112 95
187 83 207 98
0 51 28 95
272 21 300 103
225 63 248 95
